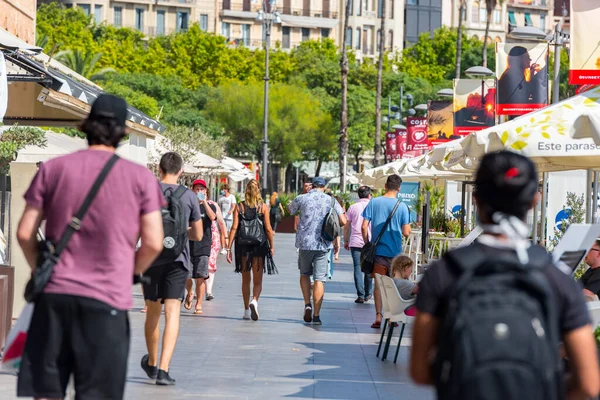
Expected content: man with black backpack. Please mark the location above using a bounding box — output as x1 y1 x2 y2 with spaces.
289 177 346 326
410 152 600 400
141 152 203 386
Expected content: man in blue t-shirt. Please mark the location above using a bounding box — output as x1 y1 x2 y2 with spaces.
361 174 411 329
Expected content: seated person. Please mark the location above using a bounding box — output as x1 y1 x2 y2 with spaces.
580 239 600 301
391 255 418 316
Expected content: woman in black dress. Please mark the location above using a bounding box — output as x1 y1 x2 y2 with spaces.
226 180 276 321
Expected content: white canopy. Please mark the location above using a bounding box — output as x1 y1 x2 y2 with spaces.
419 86 600 173
15 130 86 163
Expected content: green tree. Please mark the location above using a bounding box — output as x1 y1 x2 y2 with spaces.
205 82 333 165
0 126 47 173
36 3 96 52
159 125 226 164
55 50 114 80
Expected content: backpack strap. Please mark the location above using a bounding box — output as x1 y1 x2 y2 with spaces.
372 199 402 247
171 185 187 200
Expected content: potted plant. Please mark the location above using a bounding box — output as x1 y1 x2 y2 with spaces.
446 218 461 238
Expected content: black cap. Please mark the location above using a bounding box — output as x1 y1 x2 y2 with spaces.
88 94 128 127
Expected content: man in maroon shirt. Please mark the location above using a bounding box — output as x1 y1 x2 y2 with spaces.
16 94 165 399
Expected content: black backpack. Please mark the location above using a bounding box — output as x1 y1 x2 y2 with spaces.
237 202 265 246
433 242 563 400
154 185 188 265
321 195 340 242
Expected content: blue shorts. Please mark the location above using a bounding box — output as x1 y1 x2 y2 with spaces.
298 250 329 282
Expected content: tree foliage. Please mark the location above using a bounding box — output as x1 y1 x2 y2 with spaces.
36 3 497 166
0 126 47 172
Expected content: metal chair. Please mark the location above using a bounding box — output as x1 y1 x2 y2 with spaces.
374 273 392 358
380 275 416 363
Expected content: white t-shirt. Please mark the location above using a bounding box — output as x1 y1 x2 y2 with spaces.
219 193 237 220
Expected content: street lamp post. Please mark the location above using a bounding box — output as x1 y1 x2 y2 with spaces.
257 3 281 199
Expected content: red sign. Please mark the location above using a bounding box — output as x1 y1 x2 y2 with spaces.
385 131 400 162
395 127 408 159
406 117 430 152
569 71 600 85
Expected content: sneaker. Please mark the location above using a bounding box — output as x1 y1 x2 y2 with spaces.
303 304 313 323
141 354 158 379
313 316 322 325
355 297 365 304
206 293 214 301
243 309 251 320
249 299 259 321
220 248 228 255
156 369 176 386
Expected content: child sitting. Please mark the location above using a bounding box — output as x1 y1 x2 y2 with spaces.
391 255 418 316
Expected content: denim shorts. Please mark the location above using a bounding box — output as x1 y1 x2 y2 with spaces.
298 250 330 282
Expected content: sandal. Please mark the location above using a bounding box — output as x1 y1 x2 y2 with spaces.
184 293 193 310
371 313 383 329
194 303 203 314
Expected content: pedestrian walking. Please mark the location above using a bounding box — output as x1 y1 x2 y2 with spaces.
185 179 217 314
289 177 346 326
141 152 203 386
218 184 237 247
410 151 600 400
206 193 227 301
269 191 285 232
344 185 373 303
361 174 411 329
15 94 165 399
226 179 276 321
580 239 600 301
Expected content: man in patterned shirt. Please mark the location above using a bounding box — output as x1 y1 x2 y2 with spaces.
289 177 346 325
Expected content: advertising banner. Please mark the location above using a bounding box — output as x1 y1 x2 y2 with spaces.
406 117 429 152
427 100 454 147
395 126 408 158
496 42 549 115
570 0 600 84
398 182 419 222
453 79 495 136
385 130 400 163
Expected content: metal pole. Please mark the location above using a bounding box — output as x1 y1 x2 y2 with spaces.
460 181 466 237
399 86 403 121
295 166 299 194
593 171 599 223
552 22 562 105
262 15 270 200
587 169 594 223
540 172 548 245
531 192 538 242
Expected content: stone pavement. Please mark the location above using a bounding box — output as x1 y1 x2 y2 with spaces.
0 233 435 399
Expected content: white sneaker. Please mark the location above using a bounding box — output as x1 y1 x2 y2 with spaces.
220 248 228 255
243 309 251 320
249 300 259 321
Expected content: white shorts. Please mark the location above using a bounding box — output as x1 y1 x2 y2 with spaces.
225 219 233 232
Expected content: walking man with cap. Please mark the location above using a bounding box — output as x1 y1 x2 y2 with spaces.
16 94 165 399
289 177 346 325
185 179 217 314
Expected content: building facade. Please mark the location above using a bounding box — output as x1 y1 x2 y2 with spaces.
338 0 405 61
47 0 197 37
1 0 37 44
507 0 554 34
404 0 442 47
443 0 508 43
219 0 340 50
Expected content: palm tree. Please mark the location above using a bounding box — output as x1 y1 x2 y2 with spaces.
482 0 503 68
455 0 466 79
55 49 114 81
339 0 352 190
374 0 387 167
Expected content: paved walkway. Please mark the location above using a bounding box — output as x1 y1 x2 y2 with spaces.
1 234 434 399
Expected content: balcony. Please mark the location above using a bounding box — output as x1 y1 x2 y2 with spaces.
111 0 193 6
507 0 550 9
220 3 338 19
124 25 181 36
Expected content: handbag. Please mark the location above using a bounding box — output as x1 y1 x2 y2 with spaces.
24 154 120 303
360 199 402 274
236 202 266 246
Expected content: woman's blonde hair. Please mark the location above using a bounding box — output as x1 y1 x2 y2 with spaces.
270 192 278 207
244 180 262 208
391 255 414 277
